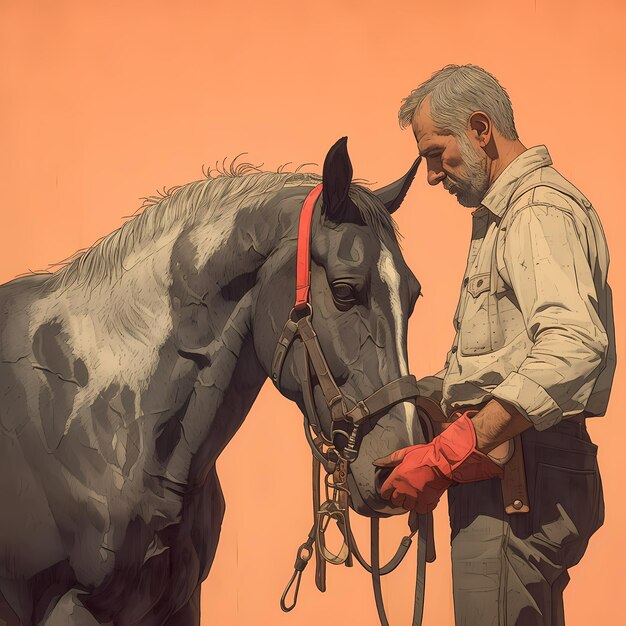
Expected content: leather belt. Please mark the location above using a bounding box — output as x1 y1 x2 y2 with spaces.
570 414 586 425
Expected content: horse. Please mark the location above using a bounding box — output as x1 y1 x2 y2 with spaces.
0 137 425 625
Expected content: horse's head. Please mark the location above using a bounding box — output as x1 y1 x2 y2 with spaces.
253 138 423 516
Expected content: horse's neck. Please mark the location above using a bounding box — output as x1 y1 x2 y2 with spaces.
29 229 183 412
33 200 271 394
166 194 296 475
26 188 297 488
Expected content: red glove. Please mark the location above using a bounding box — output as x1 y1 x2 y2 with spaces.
374 411 504 513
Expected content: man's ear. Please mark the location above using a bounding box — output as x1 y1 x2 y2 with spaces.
468 111 492 148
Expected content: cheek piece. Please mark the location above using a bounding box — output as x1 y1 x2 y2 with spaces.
374 411 504 512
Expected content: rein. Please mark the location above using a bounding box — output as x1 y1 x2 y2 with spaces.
271 184 435 626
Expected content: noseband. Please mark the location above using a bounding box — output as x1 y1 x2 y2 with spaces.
271 184 435 626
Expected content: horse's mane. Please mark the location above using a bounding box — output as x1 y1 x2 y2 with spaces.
38 160 398 292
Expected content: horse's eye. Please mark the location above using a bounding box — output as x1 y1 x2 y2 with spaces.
332 282 358 309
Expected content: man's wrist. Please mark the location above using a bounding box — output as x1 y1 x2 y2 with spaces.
470 399 532 454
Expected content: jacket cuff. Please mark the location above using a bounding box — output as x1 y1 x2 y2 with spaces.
491 371 562 430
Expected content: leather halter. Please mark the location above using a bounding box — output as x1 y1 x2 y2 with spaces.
271 184 423 438
272 184 435 626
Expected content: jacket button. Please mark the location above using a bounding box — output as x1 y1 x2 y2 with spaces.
451 346 458 353
463 277 469 287
512 499 524 510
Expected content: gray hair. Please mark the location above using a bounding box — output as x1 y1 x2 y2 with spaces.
398 64 518 140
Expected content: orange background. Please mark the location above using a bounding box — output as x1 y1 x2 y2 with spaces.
1 1 624 624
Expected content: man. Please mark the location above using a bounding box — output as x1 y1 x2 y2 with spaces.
375 65 616 625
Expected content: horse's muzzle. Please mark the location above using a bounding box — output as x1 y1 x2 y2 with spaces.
347 466 404 517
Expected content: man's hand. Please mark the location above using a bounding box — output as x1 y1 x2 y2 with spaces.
374 410 505 513
375 446 452 513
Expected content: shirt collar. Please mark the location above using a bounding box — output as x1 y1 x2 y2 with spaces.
480 145 553 217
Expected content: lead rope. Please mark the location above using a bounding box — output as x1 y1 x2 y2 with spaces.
282 503 430 625
280 399 431 626
371 513 430 626
278 333 432 625
279 335 431 626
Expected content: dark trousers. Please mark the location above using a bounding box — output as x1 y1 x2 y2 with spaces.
448 419 604 626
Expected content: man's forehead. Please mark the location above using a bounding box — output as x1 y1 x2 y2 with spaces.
410 98 446 153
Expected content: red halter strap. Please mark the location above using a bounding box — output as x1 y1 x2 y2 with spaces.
294 184 323 310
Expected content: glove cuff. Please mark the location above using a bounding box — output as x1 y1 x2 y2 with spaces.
435 414 504 483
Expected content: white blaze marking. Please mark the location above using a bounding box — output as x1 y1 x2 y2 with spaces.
377 243 416 444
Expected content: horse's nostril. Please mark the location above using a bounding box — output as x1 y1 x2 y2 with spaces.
374 466 393 495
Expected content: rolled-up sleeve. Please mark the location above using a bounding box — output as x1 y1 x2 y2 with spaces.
491 204 609 430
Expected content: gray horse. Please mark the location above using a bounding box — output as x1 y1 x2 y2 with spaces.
0 138 423 625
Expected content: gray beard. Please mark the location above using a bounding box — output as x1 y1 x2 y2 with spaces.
444 135 490 208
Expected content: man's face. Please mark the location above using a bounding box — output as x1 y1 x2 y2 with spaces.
411 98 489 208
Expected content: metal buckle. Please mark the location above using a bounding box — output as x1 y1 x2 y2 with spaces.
316 500 350 565
280 526 316 612
289 302 313 321
342 426 360 462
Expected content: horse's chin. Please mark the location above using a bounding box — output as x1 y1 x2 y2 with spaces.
344 405 426 517
347 472 405 517
346 449 408 517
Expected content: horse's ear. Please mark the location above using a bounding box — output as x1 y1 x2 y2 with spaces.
322 137 361 223
374 157 421 214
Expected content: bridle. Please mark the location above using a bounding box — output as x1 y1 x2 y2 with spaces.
271 183 436 626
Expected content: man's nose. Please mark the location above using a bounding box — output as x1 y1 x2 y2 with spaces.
427 167 445 186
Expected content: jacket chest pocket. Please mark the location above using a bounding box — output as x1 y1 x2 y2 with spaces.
459 272 505 356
